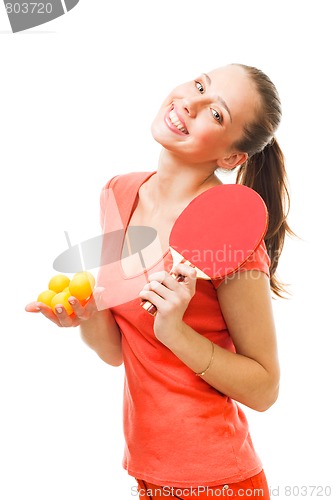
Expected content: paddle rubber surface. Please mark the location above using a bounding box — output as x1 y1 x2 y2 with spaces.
141 183 268 315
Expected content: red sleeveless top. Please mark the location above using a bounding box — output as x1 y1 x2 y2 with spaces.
97 171 270 488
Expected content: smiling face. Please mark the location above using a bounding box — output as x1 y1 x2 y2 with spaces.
151 65 260 169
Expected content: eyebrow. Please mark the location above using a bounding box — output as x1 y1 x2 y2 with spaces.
202 73 233 122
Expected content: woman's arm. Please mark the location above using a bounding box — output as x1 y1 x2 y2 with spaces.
26 296 123 367
140 267 279 412
213 270 279 410
79 307 123 367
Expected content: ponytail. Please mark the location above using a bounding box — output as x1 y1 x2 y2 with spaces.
231 63 295 297
236 138 293 297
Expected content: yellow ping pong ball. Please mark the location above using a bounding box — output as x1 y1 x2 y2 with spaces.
37 289 56 307
69 271 95 301
48 274 70 293
51 290 73 315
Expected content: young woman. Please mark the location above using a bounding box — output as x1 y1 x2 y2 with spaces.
26 63 292 498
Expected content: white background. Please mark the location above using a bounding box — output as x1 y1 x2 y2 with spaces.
0 1 332 498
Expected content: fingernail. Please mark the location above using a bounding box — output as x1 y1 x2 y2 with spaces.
56 307 63 313
35 307 40 311
68 299 75 305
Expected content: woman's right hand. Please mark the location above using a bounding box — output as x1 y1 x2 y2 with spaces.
25 288 104 328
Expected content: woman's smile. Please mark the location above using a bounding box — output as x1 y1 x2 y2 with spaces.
164 105 189 135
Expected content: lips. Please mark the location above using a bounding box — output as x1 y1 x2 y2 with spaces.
165 106 189 135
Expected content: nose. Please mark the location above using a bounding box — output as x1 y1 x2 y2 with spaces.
181 96 210 117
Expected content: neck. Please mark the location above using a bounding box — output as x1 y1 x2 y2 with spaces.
150 149 221 205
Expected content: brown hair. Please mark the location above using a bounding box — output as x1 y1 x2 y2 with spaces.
233 64 293 297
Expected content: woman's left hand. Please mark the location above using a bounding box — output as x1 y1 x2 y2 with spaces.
139 264 197 346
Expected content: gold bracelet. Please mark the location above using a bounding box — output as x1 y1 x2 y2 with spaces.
195 341 215 376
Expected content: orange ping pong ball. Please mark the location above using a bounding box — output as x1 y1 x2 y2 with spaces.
48 274 70 293
51 290 73 315
69 271 95 301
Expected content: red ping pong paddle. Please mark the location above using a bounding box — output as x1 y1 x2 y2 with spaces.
141 184 268 316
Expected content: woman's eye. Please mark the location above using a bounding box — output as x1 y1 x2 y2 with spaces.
195 81 204 93
211 108 222 123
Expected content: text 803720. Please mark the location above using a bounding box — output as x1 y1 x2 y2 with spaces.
5 3 53 14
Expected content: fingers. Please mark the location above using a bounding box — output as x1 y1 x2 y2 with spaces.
139 287 165 312
170 263 197 283
68 296 95 321
139 265 197 312
26 300 83 328
25 286 105 328
52 303 77 328
52 294 99 326
147 265 197 290
140 280 170 301
25 302 43 313
27 301 65 327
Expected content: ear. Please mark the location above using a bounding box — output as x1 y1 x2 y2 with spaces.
217 152 248 170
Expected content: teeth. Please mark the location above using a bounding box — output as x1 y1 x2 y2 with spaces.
169 109 188 133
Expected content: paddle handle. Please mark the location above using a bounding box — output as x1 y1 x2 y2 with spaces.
140 259 191 316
